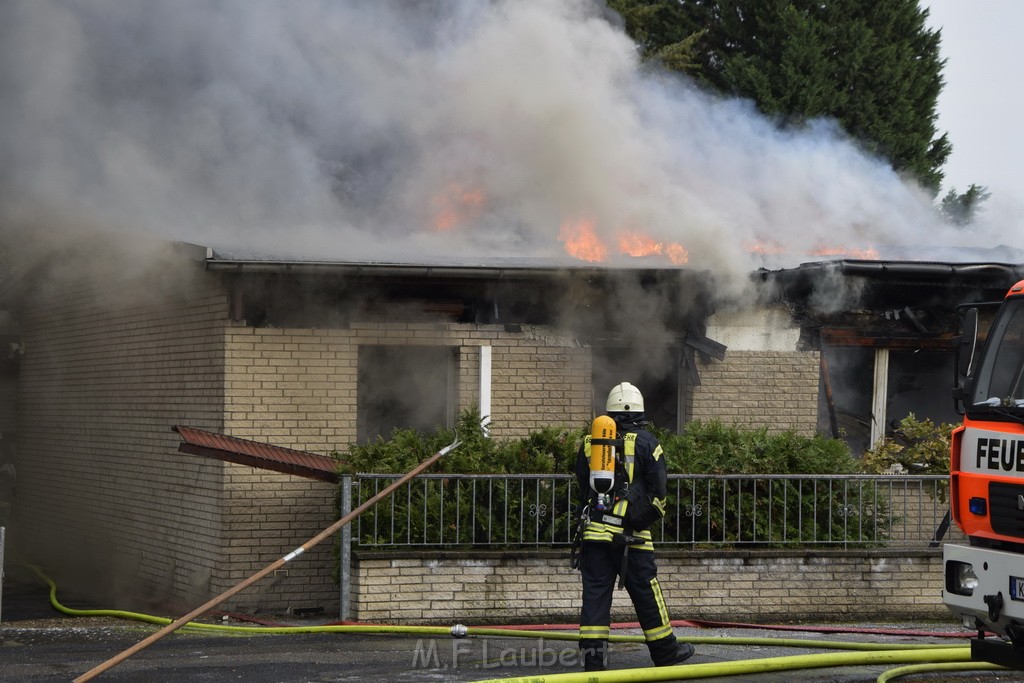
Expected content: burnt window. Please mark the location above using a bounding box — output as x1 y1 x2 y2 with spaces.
820 346 958 456
357 345 458 444
886 349 958 429
819 346 874 455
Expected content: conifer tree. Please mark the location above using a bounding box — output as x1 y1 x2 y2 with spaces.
940 184 991 226
609 0 951 194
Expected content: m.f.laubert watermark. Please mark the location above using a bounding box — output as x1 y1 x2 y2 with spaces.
411 637 593 671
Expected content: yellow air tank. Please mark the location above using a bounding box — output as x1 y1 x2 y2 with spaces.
589 415 616 498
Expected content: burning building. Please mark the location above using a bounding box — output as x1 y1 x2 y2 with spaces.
1 0 1021 617
2 227 1020 614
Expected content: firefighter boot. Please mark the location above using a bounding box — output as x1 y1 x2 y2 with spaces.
647 635 695 666
580 641 607 671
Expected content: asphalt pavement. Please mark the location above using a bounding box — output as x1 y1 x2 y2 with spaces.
2 576 1021 682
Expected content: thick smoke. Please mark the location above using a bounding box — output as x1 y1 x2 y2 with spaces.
0 0 998 285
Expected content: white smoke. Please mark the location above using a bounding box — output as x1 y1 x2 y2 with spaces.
0 0 1005 284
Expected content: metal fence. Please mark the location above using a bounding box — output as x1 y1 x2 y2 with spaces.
345 473 957 550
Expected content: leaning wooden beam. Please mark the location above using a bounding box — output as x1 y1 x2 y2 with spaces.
73 436 460 682
172 425 343 482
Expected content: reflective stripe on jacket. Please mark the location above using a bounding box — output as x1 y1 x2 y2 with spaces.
576 430 667 551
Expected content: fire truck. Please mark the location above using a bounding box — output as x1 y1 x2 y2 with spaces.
944 278 1024 667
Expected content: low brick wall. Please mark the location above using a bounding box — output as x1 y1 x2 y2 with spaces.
352 549 948 625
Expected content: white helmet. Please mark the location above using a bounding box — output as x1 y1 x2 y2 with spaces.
606 382 644 413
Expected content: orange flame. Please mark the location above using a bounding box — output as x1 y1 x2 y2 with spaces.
617 231 663 258
742 239 880 260
665 243 689 265
559 225 878 264
559 219 608 262
559 223 691 265
616 231 689 265
432 183 486 231
809 244 880 260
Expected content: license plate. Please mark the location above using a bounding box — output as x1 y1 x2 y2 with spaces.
1010 576 1024 601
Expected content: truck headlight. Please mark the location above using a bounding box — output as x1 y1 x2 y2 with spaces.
946 560 979 596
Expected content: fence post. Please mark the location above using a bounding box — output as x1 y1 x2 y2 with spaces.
339 476 352 621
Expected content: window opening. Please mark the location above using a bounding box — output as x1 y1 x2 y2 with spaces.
357 345 457 444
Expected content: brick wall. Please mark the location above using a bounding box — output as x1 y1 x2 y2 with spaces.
8 261 828 617
12 264 229 608
690 307 820 434
225 322 591 447
0 376 16 434
352 550 948 625
690 350 820 434
221 322 592 611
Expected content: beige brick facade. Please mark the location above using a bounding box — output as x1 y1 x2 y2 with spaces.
8 250 833 616
689 350 820 434
223 323 593 450
352 550 947 625
218 322 593 609
690 307 820 434
12 266 229 607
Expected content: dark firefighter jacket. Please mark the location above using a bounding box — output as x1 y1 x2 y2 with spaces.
574 414 668 551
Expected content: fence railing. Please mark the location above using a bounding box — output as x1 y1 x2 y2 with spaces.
345 473 958 550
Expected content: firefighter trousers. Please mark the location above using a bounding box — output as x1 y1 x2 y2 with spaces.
578 540 676 666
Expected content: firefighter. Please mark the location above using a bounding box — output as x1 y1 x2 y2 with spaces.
573 382 695 672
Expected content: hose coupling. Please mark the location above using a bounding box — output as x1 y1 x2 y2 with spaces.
451 623 468 638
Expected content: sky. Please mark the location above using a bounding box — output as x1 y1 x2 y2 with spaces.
0 0 1020 291
923 0 1024 218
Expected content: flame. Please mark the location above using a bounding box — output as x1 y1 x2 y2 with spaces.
432 183 486 231
616 231 689 265
556 222 878 264
617 231 663 258
559 223 690 265
665 243 689 265
743 239 880 260
809 244 880 260
559 225 879 265
559 219 607 262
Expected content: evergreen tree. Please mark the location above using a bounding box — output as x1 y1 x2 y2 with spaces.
940 184 991 226
608 0 951 194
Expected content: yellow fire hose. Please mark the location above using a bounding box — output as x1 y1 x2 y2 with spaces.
72 437 462 681
9 432 998 683
21 560 1001 683
876 661 1008 682
468 648 975 683
27 564 967 650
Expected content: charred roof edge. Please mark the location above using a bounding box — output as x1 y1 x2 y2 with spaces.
204 258 706 281
761 260 1024 282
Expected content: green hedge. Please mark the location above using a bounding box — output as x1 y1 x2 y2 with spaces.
334 409 892 549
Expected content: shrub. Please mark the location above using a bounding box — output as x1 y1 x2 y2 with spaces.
861 413 954 476
337 408 582 476
657 420 859 475
335 413 891 549
335 408 582 548
653 421 882 547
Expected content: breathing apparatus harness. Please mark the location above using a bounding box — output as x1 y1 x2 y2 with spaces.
571 415 642 588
